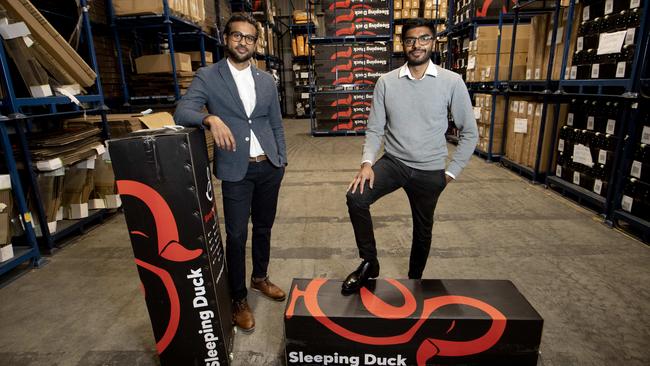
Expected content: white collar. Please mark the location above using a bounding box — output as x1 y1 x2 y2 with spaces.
227 57 252 76
399 60 438 80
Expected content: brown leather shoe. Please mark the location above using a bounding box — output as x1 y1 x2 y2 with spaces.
232 298 255 333
251 276 286 301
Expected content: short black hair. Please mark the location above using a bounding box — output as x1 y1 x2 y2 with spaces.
224 12 259 37
402 18 435 37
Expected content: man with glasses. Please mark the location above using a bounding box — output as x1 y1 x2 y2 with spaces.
175 13 287 333
341 18 478 294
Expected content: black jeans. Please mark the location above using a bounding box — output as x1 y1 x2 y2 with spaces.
346 154 447 279
222 160 284 301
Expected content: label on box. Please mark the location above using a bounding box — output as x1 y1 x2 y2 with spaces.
616 62 626 78
631 0 640 8
536 105 542 117
599 150 608 165
604 0 614 14
512 101 519 112
474 106 482 119
597 31 627 55
641 126 650 144
535 68 541 79
526 69 532 80
606 119 616 135
558 139 565 152
591 64 600 78
587 116 595 130
573 144 594 167
631 160 642 178
546 31 552 46
518 102 526 114
485 66 491 77
514 118 528 133
556 164 563 177
621 195 633 212
567 113 574 126
583 6 590 21
573 171 581 185
468 55 476 70
528 104 534 115
625 28 636 45
301 93 309 99
570 66 578 79
577 37 584 52
594 179 603 195
556 27 564 44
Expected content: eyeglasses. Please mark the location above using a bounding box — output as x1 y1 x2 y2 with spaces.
229 31 258 45
403 35 434 47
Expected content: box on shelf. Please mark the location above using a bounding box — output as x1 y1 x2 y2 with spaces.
0 175 13 250
135 53 193 74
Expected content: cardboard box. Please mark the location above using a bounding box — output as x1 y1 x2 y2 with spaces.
0 175 12 246
0 244 14 262
186 51 213 64
285 279 543 366
60 167 92 220
109 127 233 365
135 53 193 74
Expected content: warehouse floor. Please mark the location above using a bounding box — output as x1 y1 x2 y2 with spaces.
1 119 649 366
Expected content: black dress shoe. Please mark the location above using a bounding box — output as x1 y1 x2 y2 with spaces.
341 260 379 295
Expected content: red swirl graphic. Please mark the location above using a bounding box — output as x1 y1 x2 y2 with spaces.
117 180 204 356
286 279 507 365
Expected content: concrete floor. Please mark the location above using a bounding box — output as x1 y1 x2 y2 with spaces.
1 119 649 366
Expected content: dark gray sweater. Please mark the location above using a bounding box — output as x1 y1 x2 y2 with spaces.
362 64 478 178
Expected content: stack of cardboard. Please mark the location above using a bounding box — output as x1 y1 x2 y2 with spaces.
525 5 581 81
394 0 420 20
466 25 531 82
130 71 194 97
474 94 505 154
314 43 390 89
505 98 566 170
292 34 311 57
424 0 448 20
26 127 104 171
324 1 390 37
0 175 13 262
186 51 214 70
0 0 97 98
112 0 206 25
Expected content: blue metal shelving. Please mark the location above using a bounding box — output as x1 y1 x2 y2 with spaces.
107 0 225 106
0 0 111 275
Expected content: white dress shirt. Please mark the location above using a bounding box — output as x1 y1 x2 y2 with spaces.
227 58 265 157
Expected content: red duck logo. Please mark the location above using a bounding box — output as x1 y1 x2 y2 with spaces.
286 279 507 365
117 180 203 355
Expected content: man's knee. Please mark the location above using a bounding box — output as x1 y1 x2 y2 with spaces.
346 190 370 210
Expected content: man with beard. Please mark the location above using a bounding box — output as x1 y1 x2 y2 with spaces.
341 18 478 294
174 13 287 332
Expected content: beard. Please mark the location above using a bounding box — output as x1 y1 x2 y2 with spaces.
228 45 254 63
407 48 432 66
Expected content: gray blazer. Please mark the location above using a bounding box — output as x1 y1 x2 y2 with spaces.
174 58 287 182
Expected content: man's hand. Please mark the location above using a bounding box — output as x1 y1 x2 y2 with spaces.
204 115 236 151
446 175 453 185
348 162 374 194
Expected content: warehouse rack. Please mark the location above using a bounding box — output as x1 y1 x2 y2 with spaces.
107 0 225 106
306 0 394 136
0 0 110 275
542 0 649 227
